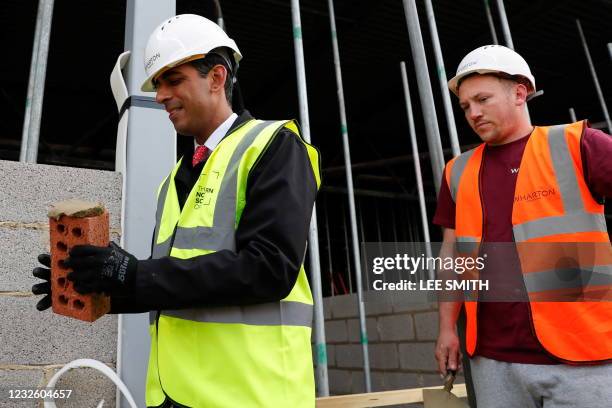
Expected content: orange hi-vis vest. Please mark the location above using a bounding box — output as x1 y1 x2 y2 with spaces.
446 121 612 363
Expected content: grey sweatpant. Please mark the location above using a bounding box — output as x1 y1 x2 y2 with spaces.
470 356 612 408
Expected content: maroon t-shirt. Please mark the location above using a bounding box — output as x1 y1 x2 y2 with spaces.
433 127 612 364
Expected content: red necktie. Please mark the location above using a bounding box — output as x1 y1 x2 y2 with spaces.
192 145 210 167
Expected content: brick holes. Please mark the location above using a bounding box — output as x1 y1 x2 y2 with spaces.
58 259 68 270
73 299 85 310
58 295 69 305
56 241 67 252
57 224 66 233
57 277 67 288
71 227 82 237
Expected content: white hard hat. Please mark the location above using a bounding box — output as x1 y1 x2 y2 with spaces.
141 14 242 92
448 45 535 96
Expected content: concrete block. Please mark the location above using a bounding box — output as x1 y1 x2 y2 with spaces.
50 211 110 322
49 366 116 408
371 371 385 392
322 296 332 320
0 368 45 408
0 227 48 291
369 343 399 370
384 372 421 390
328 369 351 395
335 344 363 369
420 373 444 387
0 296 116 365
379 314 415 341
329 294 358 319
393 297 436 313
347 317 379 343
327 344 336 367
324 320 348 343
0 161 122 228
351 370 366 394
398 342 437 372
414 311 439 341
364 295 394 316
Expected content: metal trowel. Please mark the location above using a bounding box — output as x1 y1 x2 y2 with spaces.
423 370 468 408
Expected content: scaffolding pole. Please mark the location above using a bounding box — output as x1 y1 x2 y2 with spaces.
20 0 55 163
493 0 534 124
569 108 577 123
494 0 514 50
400 62 434 280
327 0 372 392
423 0 460 158
212 0 225 30
290 0 329 396
401 0 445 193
484 0 499 45
576 20 612 133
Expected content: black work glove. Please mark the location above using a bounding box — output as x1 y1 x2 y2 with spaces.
32 254 52 311
66 242 138 295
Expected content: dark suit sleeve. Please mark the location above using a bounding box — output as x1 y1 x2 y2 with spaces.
110 128 318 313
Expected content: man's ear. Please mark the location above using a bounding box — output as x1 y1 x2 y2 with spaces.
515 83 528 106
209 65 228 93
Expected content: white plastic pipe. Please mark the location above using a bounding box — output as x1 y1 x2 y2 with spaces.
44 358 138 408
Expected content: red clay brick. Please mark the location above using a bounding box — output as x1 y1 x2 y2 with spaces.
49 210 110 322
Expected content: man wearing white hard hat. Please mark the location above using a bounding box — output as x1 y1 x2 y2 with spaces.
433 45 612 407
32 14 320 407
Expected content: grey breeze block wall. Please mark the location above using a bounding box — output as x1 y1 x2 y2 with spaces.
316 292 465 400
0 160 122 408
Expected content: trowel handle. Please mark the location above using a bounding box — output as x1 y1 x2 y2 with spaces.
443 369 456 392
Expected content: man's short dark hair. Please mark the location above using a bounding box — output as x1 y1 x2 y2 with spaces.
189 51 234 105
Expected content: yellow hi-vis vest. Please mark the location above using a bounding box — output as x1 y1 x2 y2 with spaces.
145 119 321 408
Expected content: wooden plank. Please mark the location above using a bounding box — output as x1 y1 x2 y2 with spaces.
316 384 467 408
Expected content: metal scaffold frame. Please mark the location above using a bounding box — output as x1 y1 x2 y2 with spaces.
576 19 612 132
20 0 55 163
290 0 330 396
327 0 372 393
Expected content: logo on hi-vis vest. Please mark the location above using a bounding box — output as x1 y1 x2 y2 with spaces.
194 185 214 209
514 188 556 203
510 168 520 174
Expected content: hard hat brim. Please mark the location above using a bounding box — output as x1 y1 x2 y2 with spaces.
448 68 535 96
140 54 208 92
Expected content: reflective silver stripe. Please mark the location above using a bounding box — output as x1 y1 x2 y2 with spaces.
513 212 607 242
449 148 476 202
172 226 234 252
212 120 275 230
456 236 479 243
548 125 583 212
523 264 612 293
161 301 313 328
152 176 173 259
152 237 172 259
455 237 479 254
